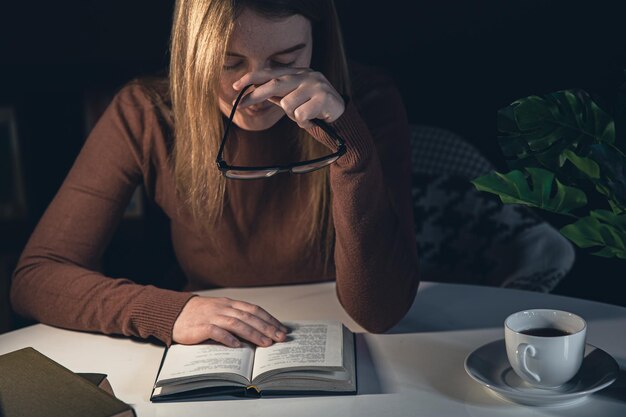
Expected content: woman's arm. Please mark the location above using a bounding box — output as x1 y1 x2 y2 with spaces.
234 66 419 332
315 74 420 333
11 84 287 347
10 84 196 345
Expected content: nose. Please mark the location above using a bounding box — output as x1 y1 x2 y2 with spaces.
242 60 275 83
248 61 266 73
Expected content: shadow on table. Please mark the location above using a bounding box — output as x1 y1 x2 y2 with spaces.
355 333 387 395
388 283 626 334
596 366 626 404
408 336 504 408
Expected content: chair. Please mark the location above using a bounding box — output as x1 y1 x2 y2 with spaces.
409 125 575 292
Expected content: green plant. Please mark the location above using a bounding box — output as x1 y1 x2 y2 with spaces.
472 88 626 259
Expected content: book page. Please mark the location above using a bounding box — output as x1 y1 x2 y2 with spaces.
155 341 255 386
251 321 343 381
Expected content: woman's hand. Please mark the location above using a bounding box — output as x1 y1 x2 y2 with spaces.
172 296 289 347
233 67 345 129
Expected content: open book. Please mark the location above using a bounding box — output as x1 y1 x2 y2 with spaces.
150 320 356 401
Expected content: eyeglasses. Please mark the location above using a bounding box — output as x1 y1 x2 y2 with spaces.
216 84 347 180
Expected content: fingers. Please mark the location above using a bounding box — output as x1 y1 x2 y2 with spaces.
173 296 290 348
291 97 323 129
233 67 308 91
230 300 289 333
277 91 313 126
238 76 300 108
287 95 342 128
221 308 287 344
204 324 242 348
215 315 278 347
233 68 318 109
231 68 344 128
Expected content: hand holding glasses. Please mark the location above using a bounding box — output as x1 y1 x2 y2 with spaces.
216 84 347 180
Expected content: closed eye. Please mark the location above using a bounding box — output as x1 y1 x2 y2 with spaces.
223 61 243 71
271 60 295 68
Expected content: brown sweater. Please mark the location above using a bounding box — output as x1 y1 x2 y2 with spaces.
10 66 419 346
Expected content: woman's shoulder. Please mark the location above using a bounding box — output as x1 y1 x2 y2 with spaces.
112 74 172 118
94 74 175 151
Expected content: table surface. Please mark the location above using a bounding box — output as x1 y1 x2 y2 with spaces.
1 281 624 416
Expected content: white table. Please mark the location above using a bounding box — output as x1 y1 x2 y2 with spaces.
1 281 624 416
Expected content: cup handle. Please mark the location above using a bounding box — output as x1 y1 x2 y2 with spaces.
517 343 541 383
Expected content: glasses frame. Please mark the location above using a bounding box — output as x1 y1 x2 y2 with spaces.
216 84 347 180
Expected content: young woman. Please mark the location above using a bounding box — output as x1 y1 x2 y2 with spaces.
10 0 419 347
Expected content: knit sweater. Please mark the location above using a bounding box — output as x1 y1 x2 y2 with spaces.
10 65 419 346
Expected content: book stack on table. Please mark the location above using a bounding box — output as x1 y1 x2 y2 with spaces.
0 347 134 417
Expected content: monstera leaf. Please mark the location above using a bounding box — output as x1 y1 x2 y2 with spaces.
471 167 587 213
560 210 626 259
498 90 615 174
588 143 626 212
475 81 626 259
561 149 600 179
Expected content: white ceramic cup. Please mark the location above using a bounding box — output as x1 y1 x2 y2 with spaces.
504 309 587 388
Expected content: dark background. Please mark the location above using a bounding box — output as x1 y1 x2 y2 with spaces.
1 0 625 326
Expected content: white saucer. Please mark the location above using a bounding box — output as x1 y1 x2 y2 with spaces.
464 339 619 407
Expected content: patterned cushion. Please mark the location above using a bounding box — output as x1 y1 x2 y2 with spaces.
409 125 574 292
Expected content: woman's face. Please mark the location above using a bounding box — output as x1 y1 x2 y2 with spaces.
218 8 313 131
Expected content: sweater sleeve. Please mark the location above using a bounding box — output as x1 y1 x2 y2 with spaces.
308 71 420 333
10 84 195 346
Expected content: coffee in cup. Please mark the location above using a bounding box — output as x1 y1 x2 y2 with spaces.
504 309 586 388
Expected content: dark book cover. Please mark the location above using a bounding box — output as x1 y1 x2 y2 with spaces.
0 347 135 417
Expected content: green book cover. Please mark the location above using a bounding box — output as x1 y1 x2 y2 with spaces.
0 347 134 417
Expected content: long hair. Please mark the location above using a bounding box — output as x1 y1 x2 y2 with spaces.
169 0 350 270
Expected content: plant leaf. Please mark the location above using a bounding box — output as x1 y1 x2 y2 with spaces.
590 209 626 231
497 90 615 171
561 149 600 179
560 211 626 259
472 168 587 213
588 143 626 209
592 247 621 258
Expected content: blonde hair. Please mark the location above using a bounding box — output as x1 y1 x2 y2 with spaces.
169 0 350 270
